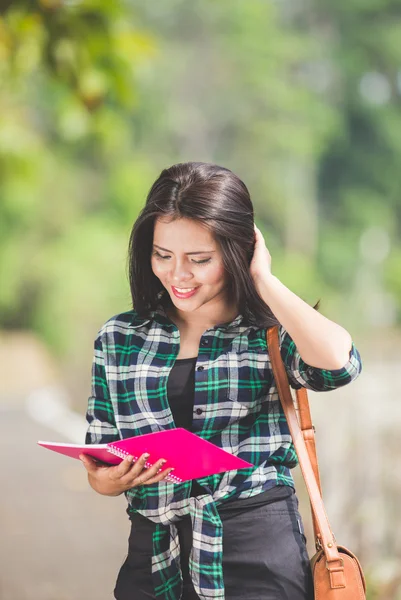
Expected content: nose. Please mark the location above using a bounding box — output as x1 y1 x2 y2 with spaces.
171 260 194 284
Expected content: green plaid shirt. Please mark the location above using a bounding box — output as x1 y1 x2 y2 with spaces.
85 306 362 600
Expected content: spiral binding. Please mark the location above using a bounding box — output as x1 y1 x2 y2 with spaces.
108 446 183 483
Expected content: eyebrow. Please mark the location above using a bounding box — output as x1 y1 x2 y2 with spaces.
153 244 216 255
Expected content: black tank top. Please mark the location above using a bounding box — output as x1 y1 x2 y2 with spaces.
167 356 206 496
167 357 197 430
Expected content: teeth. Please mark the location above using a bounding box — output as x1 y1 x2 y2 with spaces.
174 287 196 292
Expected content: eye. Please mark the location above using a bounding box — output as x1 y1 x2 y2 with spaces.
153 251 211 265
152 251 171 260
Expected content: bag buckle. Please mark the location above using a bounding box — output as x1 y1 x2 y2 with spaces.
326 558 344 572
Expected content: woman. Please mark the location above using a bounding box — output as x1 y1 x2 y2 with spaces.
80 162 362 600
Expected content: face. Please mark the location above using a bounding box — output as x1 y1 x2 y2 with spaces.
151 217 230 314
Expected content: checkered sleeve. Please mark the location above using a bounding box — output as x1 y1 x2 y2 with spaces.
85 333 120 444
279 325 362 392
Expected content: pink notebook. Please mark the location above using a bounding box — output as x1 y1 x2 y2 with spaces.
38 428 253 483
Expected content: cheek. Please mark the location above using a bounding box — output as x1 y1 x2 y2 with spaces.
151 259 165 280
200 262 227 285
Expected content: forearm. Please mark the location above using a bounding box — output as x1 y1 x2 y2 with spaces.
256 274 352 369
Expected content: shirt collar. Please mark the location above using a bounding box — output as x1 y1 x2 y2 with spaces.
130 304 245 331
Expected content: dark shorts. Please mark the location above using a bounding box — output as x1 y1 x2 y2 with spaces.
114 487 314 600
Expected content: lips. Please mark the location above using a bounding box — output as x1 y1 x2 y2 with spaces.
171 286 199 299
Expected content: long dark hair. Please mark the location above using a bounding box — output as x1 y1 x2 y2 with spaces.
128 162 279 327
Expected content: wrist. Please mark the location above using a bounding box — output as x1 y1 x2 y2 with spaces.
254 272 278 296
88 473 124 497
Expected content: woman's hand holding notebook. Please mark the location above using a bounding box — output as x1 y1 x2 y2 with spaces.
38 428 253 483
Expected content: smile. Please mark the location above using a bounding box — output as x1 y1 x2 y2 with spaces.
171 286 199 299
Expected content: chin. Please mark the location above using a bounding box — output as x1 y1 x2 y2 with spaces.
170 298 202 311
167 292 204 310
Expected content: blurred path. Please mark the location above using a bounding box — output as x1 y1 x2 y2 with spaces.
2 337 401 598
0 403 129 600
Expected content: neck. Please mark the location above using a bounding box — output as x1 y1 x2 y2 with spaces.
165 299 239 332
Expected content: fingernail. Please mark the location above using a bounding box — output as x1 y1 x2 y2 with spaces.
143 453 150 459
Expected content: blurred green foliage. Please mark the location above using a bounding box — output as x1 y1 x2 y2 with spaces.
1 3 400 591
0 0 400 358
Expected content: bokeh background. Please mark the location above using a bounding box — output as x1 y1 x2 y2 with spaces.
1 1 400 599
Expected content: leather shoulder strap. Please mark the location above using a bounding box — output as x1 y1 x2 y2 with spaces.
267 325 343 570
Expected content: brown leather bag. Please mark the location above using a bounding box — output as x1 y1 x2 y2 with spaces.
267 326 366 599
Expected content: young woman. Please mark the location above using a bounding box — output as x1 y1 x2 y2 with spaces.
80 162 362 600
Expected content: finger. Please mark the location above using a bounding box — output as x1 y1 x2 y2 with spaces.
112 453 150 481
253 224 261 240
79 454 98 473
142 458 168 479
142 467 175 486
111 454 138 479
255 227 267 248
130 458 168 486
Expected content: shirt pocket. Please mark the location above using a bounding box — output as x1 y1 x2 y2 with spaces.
226 348 273 415
201 349 273 434
199 353 247 430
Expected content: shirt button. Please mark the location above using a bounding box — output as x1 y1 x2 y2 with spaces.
195 408 203 415
200 339 209 346
197 366 204 372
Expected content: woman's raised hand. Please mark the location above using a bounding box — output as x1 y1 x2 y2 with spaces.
249 224 272 283
79 452 174 496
